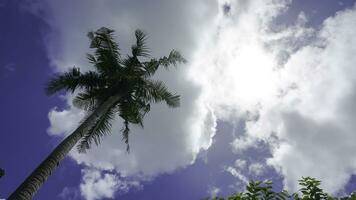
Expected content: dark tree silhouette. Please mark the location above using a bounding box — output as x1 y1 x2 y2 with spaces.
205 177 356 200
9 27 185 200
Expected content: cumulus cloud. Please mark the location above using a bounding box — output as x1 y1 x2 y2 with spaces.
31 0 218 198
27 0 356 197
248 5 356 193
80 168 141 200
188 0 291 122
188 0 356 195
234 159 247 169
248 163 264 176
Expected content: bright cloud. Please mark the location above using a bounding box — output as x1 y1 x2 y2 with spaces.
234 159 247 169
80 169 118 200
248 163 265 176
263 6 356 193
188 0 356 195
27 0 356 197
79 168 141 200
224 166 249 184
31 0 219 198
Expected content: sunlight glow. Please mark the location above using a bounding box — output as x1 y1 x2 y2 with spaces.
188 24 279 117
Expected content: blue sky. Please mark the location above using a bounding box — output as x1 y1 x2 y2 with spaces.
2 0 356 199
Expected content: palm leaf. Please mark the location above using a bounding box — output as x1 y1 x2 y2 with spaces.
88 27 121 76
10 27 185 200
142 50 186 77
145 80 180 107
121 120 130 152
118 99 145 126
77 107 115 153
72 91 99 111
131 29 150 57
46 67 81 95
47 27 184 154
46 68 104 95
157 50 186 69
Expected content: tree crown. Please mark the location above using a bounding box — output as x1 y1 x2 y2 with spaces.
46 27 186 152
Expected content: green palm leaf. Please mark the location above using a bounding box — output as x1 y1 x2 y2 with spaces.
10 27 185 199
46 68 103 95
46 28 185 150
77 107 115 153
88 27 121 76
145 80 180 107
158 50 187 68
131 29 150 57
143 50 186 77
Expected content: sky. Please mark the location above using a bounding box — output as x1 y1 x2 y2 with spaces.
2 0 356 199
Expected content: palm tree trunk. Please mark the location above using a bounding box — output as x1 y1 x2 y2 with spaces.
8 95 121 200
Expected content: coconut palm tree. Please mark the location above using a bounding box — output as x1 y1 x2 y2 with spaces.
9 27 186 200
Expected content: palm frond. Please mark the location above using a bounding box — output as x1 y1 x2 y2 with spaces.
142 50 186 77
145 80 180 107
79 71 106 89
142 59 160 76
121 56 146 76
88 27 116 49
121 120 130 152
46 27 185 155
46 68 104 96
131 29 150 57
158 50 187 68
118 99 145 126
88 27 121 76
86 53 97 64
72 92 98 111
46 67 81 95
77 107 115 153
72 86 112 111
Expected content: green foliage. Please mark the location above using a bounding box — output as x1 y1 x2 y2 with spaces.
46 27 185 152
77 108 116 152
222 181 288 200
292 177 328 200
206 177 356 200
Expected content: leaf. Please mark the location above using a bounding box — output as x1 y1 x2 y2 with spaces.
77 107 115 153
131 29 150 57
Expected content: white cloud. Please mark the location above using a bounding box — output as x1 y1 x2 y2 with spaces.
208 186 221 197
33 0 219 197
79 168 140 200
47 95 85 136
187 0 356 195
248 163 264 176
231 136 259 152
234 159 247 169
224 166 249 184
255 5 356 193
28 0 356 197
188 0 292 122
80 169 118 200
